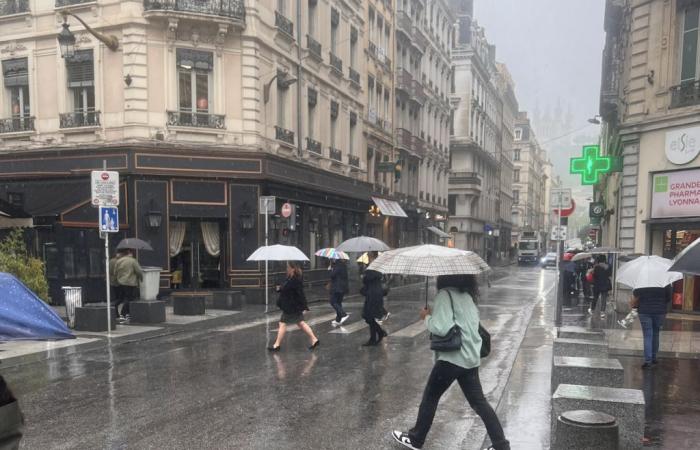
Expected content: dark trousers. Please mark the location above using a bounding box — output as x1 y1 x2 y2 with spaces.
330 292 346 322
639 313 665 363
591 290 609 311
365 318 385 342
409 361 509 450
111 286 122 317
118 286 138 316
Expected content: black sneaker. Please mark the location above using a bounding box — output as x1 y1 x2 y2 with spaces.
641 362 653 369
392 431 421 449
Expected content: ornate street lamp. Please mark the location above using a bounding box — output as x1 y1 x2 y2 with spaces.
239 202 255 231
56 13 119 59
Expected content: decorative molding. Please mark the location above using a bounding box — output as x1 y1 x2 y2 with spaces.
0 42 27 56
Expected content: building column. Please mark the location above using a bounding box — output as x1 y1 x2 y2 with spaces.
618 135 640 253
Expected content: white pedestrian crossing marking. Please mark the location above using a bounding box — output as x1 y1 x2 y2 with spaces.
214 316 276 333
391 320 428 338
329 320 368 334
272 313 337 332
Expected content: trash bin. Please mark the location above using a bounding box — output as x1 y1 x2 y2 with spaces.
139 267 162 301
62 286 82 328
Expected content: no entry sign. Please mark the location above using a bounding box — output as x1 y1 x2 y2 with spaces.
281 202 293 218
91 171 119 206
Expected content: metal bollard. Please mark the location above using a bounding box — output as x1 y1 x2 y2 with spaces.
554 410 619 449
62 286 82 328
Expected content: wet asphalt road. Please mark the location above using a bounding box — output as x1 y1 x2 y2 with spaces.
3 266 553 450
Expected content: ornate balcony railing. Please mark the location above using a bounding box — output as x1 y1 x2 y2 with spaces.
329 147 342 162
396 127 412 151
449 172 482 186
329 52 343 75
412 79 427 104
275 11 293 38
55 0 92 7
670 80 700 109
349 67 360 85
306 137 322 155
348 154 360 167
142 0 245 21
60 110 100 128
0 116 34 133
306 35 322 61
412 136 426 158
275 125 295 144
1 0 29 15
167 110 225 129
368 41 377 58
396 68 412 93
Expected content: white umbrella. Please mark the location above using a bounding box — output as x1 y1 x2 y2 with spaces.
336 236 390 253
246 245 309 262
572 252 592 262
590 246 623 254
616 255 683 289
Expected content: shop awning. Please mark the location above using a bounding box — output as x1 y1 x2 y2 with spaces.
426 226 451 239
371 197 408 218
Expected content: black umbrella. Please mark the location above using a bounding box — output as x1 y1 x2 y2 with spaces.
116 238 153 251
669 237 700 276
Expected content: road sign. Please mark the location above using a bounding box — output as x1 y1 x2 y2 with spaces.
281 202 293 218
551 188 572 209
99 206 119 233
91 171 119 206
570 145 612 185
589 202 605 218
551 225 567 241
259 196 276 215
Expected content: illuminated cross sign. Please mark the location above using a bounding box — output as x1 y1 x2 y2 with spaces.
570 145 612 185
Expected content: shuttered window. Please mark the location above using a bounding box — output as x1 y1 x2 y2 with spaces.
3 58 28 87
66 50 94 87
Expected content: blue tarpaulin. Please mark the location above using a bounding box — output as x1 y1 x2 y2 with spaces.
0 273 74 341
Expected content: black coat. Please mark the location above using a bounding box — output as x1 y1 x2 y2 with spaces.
276 276 308 314
634 287 671 315
593 263 612 293
330 262 349 294
361 269 384 320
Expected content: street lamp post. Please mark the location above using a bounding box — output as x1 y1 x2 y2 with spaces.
56 13 119 59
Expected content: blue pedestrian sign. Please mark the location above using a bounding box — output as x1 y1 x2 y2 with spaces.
99 206 119 233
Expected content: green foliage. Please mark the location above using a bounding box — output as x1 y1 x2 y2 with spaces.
0 229 49 301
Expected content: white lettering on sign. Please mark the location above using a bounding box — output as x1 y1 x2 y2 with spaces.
666 126 700 165
91 171 119 206
651 168 700 218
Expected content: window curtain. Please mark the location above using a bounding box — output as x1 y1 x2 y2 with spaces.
201 222 221 257
170 221 187 257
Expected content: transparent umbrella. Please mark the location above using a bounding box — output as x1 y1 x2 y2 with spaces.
336 236 390 253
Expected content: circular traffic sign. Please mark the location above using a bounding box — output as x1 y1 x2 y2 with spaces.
101 172 109 180
281 203 292 218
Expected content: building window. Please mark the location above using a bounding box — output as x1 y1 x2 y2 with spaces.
3 58 29 119
308 89 316 139
277 81 287 129
513 190 519 204
331 8 339 54
448 194 457 215
7 192 23 208
350 27 357 69
277 0 286 15
349 112 356 155
66 49 95 117
514 128 522 141
177 49 213 121
308 0 317 37
682 6 700 83
330 100 338 148
513 148 520 161
514 169 520 182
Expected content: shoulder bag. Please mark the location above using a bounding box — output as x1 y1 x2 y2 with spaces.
429 290 462 352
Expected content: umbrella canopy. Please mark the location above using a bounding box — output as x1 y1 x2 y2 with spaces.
116 238 153 251
617 255 683 289
336 236 390 253
315 248 350 260
668 237 700 276
572 252 592 262
247 245 309 262
367 244 490 277
589 246 623 254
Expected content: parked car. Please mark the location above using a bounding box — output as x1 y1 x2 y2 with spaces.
541 252 557 268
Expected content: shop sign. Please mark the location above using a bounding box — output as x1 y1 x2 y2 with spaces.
651 168 700 218
377 162 396 172
665 126 700 165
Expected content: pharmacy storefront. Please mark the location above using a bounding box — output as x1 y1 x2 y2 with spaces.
648 167 700 313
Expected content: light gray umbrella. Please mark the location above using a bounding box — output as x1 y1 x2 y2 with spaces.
617 255 683 289
246 245 309 261
336 236 390 253
668 237 700 276
116 238 153 251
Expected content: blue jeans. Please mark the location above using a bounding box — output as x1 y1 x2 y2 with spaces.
639 313 665 363
330 292 346 322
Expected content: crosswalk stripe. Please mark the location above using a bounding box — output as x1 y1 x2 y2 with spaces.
329 320 368 334
214 316 276 333
272 313 337 332
390 320 428 338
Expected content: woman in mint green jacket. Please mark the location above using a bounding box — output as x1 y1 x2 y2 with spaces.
392 275 509 450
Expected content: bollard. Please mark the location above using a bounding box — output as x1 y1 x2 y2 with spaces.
554 410 619 450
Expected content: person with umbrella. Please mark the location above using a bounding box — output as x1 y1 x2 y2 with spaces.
268 262 319 352
589 255 612 318
114 249 144 322
329 258 350 327
360 251 387 346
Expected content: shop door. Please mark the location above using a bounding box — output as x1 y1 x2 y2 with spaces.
171 220 223 289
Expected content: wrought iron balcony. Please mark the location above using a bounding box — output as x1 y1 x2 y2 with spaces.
349 67 360 85
449 171 482 193
275 125 294 144
670 80 700 109
1 0 29 15
55 0 93 7
411 79 426 104
0 116 34 133
275 11 293 38
167 110 225 129
348 154 360 167
306 137 322 155
396 68 412 93
329 147 342 162
396 128 413 152
412 136 427 158
60 111 100 128
306 35 322 61
142 0 245 21
368 41 377 58
329 52 343 75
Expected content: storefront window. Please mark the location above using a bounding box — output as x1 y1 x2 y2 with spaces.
660 227 700 311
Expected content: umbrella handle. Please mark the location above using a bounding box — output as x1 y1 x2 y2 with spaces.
425 277 429 308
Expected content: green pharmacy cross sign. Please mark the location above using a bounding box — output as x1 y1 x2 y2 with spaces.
570 145 612 185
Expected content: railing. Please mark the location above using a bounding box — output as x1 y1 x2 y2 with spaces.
368 41 377 58
275 11 293 38
449 172 482 186
60 110 100 128
411 79 426 103
0 116 34 133
396 10 412 35
1 0 29 15
142 0 245 20
275 125 294 144
670 80 700 109
396 68 412 93
348 154 360 167
412 136 426 158
306 35 322 60
396 128 412 151
167 110 225 129
329 147 342 162
329 52 343 74
349 67 360 85
55 0 92 6
306 137 322 155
